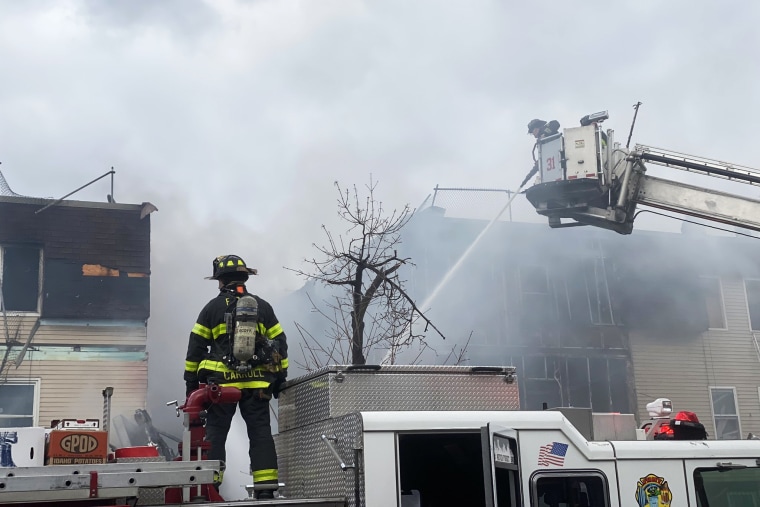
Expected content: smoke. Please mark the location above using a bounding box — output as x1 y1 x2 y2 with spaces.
217 416 252 501
1 0 759 487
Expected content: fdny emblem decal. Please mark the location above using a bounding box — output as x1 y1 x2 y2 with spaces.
635 474 672 507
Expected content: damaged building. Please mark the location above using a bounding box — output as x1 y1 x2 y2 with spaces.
0 178 155 428
401 202 760 440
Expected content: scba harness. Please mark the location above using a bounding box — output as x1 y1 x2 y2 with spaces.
223 293 277 373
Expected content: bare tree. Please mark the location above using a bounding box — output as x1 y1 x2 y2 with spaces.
289 177 445 368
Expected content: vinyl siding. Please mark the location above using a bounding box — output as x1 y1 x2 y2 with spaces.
2 316 148 430
630 276 760 438
1 315 146 347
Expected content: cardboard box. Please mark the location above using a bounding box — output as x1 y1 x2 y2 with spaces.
51 418 100 430
46 430 108 465
0 427 46 467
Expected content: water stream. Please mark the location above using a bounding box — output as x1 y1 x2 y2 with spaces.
382 188 525 364
419 189 522 311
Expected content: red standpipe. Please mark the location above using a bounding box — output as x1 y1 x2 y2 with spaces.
165 384 241 504
178 383 242 451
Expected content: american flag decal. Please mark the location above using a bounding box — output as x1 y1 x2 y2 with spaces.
537 442 568 467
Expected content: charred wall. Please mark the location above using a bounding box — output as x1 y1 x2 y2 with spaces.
0 199 150 320
401 211 637 414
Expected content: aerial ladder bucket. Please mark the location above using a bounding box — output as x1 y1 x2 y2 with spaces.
525 113 760 234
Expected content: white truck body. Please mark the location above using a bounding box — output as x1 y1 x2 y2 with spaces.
2 366 759 506
352 410 760 506
275 366 760 507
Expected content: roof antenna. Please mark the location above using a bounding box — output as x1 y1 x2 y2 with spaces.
626 101 643 149
35 168 115 214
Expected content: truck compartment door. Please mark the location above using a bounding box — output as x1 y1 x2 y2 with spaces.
481 424 520 507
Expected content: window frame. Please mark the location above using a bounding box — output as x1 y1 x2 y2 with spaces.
0 245 44 315
700 275 727 330
518 265 555 334
694 466 760 507
584 258 614 326
0 378 41 427
743 278 760 331
529 469 611 507
552 274 572 322
708 386 741 440
481 262 509 346
519 265 550 297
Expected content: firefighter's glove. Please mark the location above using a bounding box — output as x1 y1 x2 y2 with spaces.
519 162 539 189
186 382 200 397
271 376 286 399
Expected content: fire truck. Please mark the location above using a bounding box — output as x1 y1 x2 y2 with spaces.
1 365 759 506
4 113 760 505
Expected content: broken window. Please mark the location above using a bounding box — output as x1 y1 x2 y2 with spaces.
709 387 741 440
607 358 629 413
701 277 726 329
589 357 611 412
564 259 613 326
552 275 571 323
565 357 591 408
519 266 553 331
1 246 42 312
585 259 613 325
520 265 549 294
513 355 631 413
744 279 760 331
520 356 562 410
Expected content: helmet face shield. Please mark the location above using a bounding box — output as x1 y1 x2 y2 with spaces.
205 254 258 280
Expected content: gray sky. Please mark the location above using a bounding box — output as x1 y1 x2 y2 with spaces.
2 1 759 292
3 0 758 497
2 0 758 369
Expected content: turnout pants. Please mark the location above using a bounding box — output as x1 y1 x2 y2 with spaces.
205 388 278 484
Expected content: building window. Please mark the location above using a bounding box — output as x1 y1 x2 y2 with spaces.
515 355 630 414
701 277 725 329
520 266 549 298
585 259 613 325
0 380 38 428
532 471 610 507
552 276 571 323
1 246 42 312
709 387 741 440
519 266 552 330
745 279 760 331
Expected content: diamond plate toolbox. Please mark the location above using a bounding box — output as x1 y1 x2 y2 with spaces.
278 364 518 432
275 412 364 506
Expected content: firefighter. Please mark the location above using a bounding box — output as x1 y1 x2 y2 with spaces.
520 118 561 188
184 254 288 499
527 118 560 140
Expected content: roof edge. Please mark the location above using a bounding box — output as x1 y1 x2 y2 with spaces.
0 194 151 212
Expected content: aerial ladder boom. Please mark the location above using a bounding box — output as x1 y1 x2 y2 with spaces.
525 113 760 234
635 145 760 186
